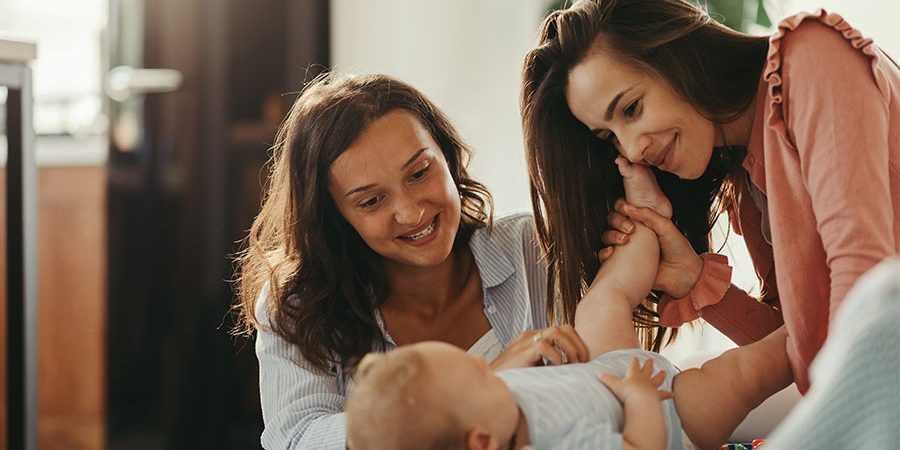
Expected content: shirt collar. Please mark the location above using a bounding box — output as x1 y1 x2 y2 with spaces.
374 225 517 349
468 225 516 288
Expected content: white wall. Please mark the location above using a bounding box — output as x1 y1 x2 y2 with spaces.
331 0 547 215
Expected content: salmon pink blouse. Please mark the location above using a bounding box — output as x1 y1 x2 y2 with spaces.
658 10 900 392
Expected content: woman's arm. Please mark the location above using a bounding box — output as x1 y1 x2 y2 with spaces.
255 296 347 450
604 204 784 345
779 19 896 317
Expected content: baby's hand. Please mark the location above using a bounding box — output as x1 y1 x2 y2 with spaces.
615 156 672 219
598 357 673 404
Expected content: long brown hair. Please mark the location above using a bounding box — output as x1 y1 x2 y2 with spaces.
521 0 765 350
234 73 493 373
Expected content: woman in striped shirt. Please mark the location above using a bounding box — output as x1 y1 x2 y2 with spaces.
233 73 588 450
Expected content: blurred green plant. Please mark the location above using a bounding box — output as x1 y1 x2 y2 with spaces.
544 0 771 32
702 0 771 31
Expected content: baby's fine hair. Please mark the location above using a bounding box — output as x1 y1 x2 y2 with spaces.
346 348 464 450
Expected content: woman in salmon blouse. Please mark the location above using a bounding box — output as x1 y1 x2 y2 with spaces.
521 0 899 392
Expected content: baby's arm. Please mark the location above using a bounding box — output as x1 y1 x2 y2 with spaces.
600 357 672 450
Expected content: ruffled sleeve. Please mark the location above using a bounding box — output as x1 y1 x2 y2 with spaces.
658 253 784 346
658 253 732 327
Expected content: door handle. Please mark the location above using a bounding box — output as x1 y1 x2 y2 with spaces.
105 65 183 102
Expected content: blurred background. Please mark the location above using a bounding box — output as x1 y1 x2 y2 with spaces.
0 0 896 448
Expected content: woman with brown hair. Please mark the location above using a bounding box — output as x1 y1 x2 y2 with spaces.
234 73 588 449
522 0 898 393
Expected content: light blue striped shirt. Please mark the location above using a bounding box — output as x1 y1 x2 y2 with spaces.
254 212 549 450
498 349 683 450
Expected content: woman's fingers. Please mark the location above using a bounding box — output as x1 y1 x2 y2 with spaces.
621 203 679 237
601 229 629 246
540 325 589 363
536 340 564 365
607 210 635 234
555 325 589 363
597 246 614 263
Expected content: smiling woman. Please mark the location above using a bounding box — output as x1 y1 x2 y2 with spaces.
233 73 590 450
522 0 899 394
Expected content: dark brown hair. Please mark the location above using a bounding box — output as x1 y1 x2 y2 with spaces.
234 73 493 372
521 0 765 350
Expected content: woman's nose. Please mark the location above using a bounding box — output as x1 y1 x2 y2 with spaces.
618 131 651 164
393 194 424 226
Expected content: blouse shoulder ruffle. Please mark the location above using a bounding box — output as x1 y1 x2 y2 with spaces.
763 10 893 127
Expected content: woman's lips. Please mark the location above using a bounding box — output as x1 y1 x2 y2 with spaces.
655 134 677 172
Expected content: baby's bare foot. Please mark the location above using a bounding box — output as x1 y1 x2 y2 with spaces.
616 156 672 218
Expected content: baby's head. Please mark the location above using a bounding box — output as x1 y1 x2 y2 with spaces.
346 341 517 450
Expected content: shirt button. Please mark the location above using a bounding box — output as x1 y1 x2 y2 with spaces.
486 305 497 314
747 155 756 165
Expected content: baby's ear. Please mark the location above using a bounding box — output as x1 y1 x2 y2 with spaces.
465 428 499 450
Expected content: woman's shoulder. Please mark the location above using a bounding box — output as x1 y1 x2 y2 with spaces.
479 211 537 245
492 211 536 232
469 211 539 266
770 10 872 54
765 10 891 92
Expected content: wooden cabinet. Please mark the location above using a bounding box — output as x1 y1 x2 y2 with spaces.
1 165 106 450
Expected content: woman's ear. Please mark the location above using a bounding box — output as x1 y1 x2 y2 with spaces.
465 428 500 450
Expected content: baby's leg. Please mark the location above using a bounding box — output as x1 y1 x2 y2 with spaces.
575 158 673 358
617 156 672 218
575 283 642 358
672 328 792 450
575 161 667 358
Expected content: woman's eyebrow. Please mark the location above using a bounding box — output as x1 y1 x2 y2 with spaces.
401 147 428 169
604 87 633 121
590 87 634 135
344 148 429 198
345 183 376 199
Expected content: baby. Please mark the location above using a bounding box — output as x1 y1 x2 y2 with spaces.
346 158 792 450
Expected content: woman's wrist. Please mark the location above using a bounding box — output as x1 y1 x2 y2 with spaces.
665 253 705 300
686 253 704 296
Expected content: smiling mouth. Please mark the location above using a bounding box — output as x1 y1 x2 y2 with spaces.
650 134 677 169
399 215 438 241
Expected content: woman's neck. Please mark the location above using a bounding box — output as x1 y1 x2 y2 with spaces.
381 247 476 319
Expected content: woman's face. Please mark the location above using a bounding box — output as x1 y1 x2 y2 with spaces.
328 109 462 269
566 47 722 180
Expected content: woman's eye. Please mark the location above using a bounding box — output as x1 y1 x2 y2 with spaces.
411 165 430 180
624 99 641 117
360 196 382 209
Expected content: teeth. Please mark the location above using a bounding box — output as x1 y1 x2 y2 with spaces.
402 219 436 241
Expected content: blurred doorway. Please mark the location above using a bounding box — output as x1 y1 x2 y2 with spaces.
105 0 328 448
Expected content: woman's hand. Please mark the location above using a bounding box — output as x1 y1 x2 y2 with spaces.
599 198 704 299
489 325 590 371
